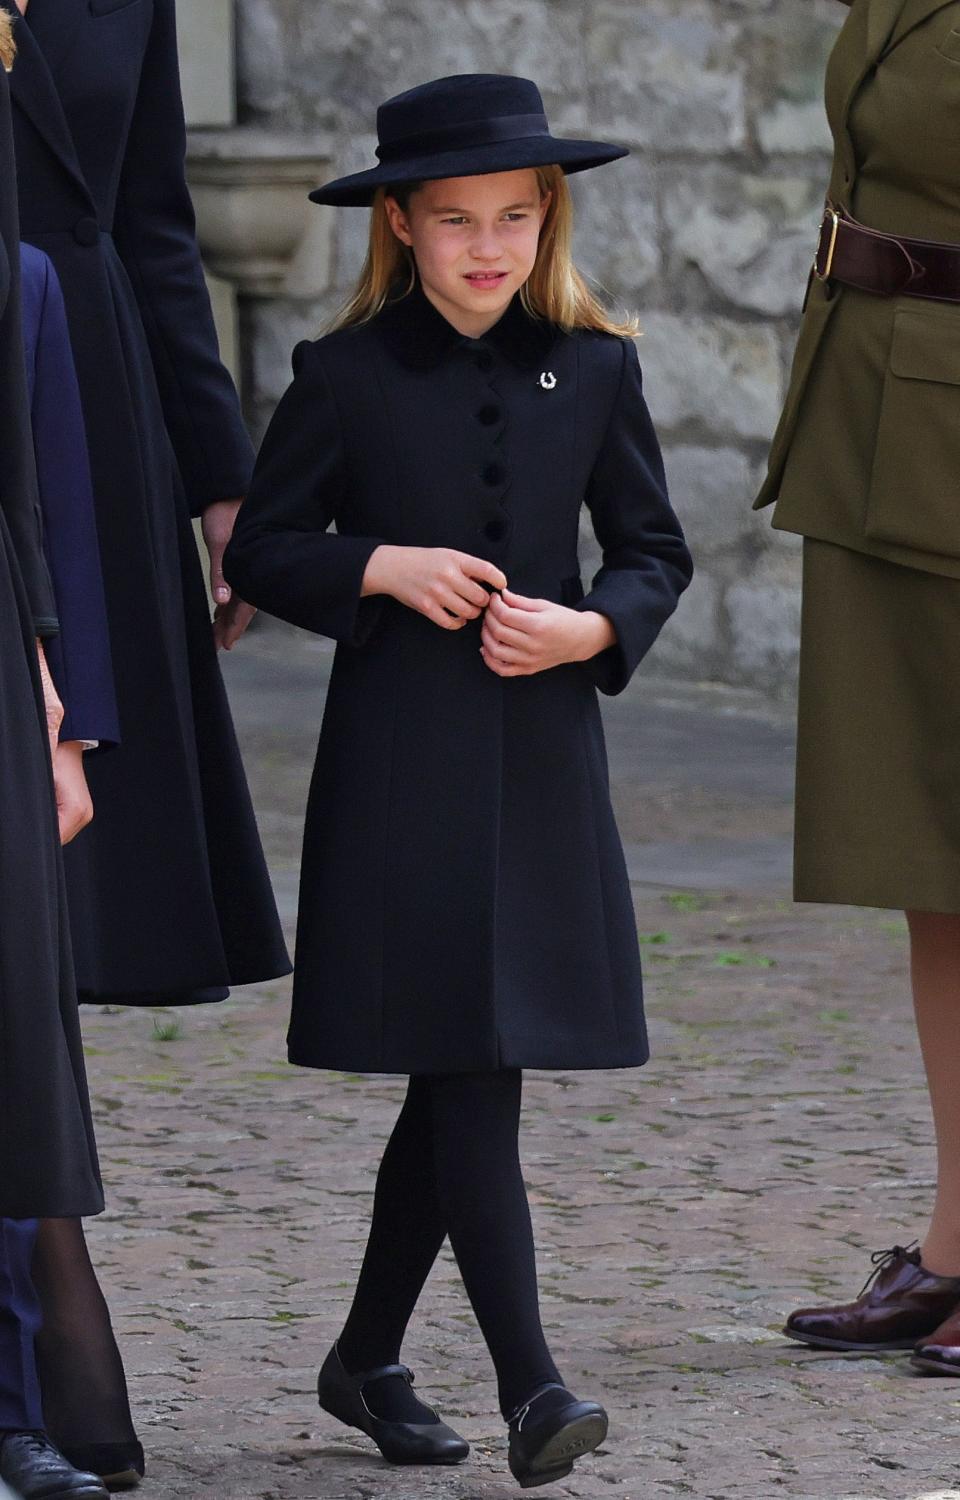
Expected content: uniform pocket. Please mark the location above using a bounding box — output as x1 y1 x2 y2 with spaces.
864 302 960 558
938 27 960 62
88 0 141 15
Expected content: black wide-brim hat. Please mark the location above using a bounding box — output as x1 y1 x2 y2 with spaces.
310 74 628 206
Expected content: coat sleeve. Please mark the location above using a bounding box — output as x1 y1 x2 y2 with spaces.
577 338 693 695
0 71 56 638
25 251 119 748
224 341 386 645
112 0 254 515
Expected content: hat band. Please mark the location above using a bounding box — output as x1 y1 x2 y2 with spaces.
376 112 550 166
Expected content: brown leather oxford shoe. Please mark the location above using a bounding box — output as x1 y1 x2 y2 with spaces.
912 1303 960 1375
785 1244 960 1352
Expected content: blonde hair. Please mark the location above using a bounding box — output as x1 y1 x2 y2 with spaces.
0 13 15 71
333 165 637 338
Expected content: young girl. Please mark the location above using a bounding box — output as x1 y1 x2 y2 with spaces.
226 72 692 1490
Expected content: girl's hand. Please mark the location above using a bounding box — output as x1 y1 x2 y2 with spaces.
37 641 64 759
53 741 94 845
481 588 616 677
363 545 507 630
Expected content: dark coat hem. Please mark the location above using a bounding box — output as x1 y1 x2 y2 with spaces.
287 1042 650 1075
78 961 293 1008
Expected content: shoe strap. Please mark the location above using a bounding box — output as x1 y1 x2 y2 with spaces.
356 1362 415 1388
509 1383 568 1431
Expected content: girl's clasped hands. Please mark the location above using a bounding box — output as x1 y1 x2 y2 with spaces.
362 543 614 676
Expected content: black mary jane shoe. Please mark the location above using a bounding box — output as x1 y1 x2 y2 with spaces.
507 1385 609 1490
59 1442 144 1492
0 1431 110 1499
317 1345 469 1466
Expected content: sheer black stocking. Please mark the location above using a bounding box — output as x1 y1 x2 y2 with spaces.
30 1219 138 1458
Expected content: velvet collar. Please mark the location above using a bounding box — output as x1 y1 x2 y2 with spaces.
374 281 561 372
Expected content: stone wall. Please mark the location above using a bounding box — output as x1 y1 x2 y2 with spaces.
230 0 846 694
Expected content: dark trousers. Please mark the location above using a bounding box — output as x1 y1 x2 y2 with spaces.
0 1219 42 1431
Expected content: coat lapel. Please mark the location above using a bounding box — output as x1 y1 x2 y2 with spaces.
837 0 955 156
866 0 905 56
884 0 957 55
1 0 92 205
836 0 899 137
18 0 87 76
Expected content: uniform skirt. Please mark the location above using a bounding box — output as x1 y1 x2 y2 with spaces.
796 538 960 911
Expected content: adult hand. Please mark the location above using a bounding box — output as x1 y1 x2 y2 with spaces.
53 740 94 845
363 545 507 630
202 498 257 650
480 588 616 677
36 641 64 759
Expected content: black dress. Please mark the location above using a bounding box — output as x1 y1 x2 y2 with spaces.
0 61 101 1219
226 288 693 1074
3 0 289 1004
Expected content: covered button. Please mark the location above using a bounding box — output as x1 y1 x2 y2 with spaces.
482 517 507 543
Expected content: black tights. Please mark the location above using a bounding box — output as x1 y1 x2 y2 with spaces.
337 1069 560 1419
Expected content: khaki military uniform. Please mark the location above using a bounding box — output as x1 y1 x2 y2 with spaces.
759 0 960 910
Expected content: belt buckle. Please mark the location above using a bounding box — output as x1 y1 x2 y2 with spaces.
814 207 841 282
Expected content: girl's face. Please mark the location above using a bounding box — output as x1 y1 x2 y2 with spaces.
385 169 550 338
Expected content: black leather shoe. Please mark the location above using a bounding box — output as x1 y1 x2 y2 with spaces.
58 1442 144 1491
0 1432 109 1499
317 1345 469 1466
507 1385 608 1490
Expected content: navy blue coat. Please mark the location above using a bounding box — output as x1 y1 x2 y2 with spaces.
226 288 693 1073
0 63 101 1219
3 0 289 1003
21 242 118 749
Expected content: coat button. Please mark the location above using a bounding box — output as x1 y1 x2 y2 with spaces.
482 517 507 542
481 462 506 486
73 216 100 246
476 404 501 426
476 350 494 372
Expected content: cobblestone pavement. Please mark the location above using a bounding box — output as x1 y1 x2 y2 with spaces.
79 631 960 1500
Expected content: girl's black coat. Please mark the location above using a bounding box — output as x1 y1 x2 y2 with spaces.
226 289 692 1074
0 65 101 1218
3 0 289 1003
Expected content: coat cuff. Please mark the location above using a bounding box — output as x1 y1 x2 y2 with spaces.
188 463 255 519
574 585 642 697
324 537 387 647
223 530 386 647
59 714 119 751
575 608 628 694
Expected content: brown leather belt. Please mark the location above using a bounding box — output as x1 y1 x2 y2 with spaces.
814 205 960 303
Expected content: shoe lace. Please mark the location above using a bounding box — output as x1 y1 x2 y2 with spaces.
858 1241 919 1297
0 1430 55 1462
